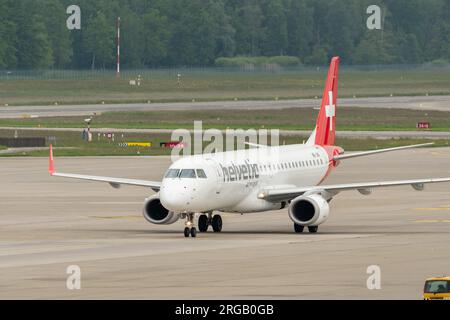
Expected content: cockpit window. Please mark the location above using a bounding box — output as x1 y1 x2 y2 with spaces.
196 169 207 178
165 169 180 178
179 169 196 178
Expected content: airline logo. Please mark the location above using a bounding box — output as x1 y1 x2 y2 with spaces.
220 160 259 182
325 91 335 131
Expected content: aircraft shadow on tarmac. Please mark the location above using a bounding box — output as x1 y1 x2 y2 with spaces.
69 228 449 236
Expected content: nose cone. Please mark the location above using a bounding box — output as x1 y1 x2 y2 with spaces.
160 179 192 212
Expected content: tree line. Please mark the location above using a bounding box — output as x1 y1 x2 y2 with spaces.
0 0 449 69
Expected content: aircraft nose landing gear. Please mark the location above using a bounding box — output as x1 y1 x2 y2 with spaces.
184 213 197 238
184 213 223 237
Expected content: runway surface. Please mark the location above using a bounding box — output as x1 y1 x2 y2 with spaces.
0 148 449 299
1 95 450 118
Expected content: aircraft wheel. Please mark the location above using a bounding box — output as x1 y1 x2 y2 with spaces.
212 215 222 232
190 227 197 238
294 224 304 233
198 215 209 232
308 226 318 233
184 227 190 237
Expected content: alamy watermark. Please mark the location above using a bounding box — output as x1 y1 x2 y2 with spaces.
366 5 382 30
66 265 81 290
170 121 281 165
66 5 81 30
366 265 382 290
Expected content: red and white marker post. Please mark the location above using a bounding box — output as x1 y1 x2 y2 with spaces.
116 17 121 77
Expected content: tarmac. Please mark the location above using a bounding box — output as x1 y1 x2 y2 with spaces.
1 95 450 118
0 147 449 299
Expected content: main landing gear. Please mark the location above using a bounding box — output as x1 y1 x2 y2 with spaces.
294 223 318 234
198 213 223 233
184 213 223 237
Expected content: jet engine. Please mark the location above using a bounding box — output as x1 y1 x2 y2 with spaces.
288 194 329 226
143 195 179 225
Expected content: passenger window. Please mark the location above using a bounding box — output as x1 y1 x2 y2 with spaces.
179 169 196 178
165 169 180 178
196 169 207 178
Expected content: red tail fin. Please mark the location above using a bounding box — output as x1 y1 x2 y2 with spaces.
314 56 340 146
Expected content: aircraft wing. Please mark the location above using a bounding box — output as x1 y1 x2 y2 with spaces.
258 177 450 202
333 143 433 161
48 145 161 191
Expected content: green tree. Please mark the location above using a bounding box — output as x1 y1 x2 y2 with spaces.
83 11 114 69
353 31 396 65
15 13 53 68
38 0 73 67
261 0 288 56
231 0 264 56
141 9 170 66
286 0 313 59
0 0 18 68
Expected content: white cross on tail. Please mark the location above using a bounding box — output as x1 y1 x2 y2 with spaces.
325 91 335 131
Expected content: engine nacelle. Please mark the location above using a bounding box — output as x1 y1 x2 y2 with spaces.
288 194 329 226
143 195 179 225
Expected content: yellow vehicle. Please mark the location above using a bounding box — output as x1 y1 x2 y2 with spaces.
423 277 450 300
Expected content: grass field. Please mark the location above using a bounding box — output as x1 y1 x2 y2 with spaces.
1 68 450 106
1 107 449 131
0 128 448 157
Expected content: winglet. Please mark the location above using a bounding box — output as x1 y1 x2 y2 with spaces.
49 144 55 175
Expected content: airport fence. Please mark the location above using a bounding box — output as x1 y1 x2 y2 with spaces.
1 63 449 81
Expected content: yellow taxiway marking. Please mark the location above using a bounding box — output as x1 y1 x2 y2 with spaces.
414 208 450 211
414 219 450 223
89 215 142 220
414 204 450 211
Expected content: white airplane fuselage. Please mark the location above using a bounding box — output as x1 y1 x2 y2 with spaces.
159 143 333 214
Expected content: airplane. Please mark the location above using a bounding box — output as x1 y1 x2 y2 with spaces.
48 56 450 238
